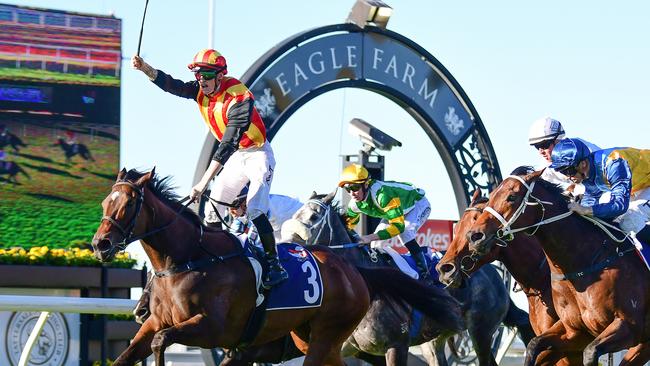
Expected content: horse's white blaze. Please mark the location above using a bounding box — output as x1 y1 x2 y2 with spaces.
110 191 120 202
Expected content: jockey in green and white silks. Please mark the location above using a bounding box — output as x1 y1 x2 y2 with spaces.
550 138 650 268
338 164 432 281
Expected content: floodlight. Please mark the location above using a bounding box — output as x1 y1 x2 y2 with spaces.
346 0 393 29
348 118 402 153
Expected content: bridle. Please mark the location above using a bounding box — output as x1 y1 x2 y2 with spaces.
301 199 335 246
98 180 192 254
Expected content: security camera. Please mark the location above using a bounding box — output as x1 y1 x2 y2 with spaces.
348 118 402 152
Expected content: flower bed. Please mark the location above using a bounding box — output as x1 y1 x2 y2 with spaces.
0 246 136 268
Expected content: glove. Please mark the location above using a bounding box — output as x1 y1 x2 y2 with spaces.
568 202 593 216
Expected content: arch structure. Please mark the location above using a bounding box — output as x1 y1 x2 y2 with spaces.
194 23 502 212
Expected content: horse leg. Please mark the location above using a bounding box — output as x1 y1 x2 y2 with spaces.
469 327 498 366
113 319 157 366
356 351 388 366
385 344 409 366
620 340 650 366
524 320 590 366
582 318 637 366
150 314 217 366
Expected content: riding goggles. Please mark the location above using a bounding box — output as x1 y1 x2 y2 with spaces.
532 139 555 150
343 183 364 193
193 70 219 81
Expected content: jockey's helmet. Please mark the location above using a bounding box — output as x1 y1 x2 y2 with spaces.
338 164 369 187
549 138 590 170
188 49 227 74
528 117 565 145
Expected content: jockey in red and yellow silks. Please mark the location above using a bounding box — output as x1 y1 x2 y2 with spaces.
131 49 287 289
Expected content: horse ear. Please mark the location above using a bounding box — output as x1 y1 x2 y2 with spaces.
150 166 156 180
309 191 317 199
470 189 482 206
135 170 154 187
116 168 127 182
525 169 545 183
323 191 336 204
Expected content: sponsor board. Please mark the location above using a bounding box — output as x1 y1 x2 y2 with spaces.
373 219 453 254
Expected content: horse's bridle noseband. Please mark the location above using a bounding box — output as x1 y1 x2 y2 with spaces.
100 181 145 252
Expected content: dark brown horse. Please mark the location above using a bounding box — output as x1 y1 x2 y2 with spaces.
91 169 448 366
436 186 580 366
461 169 650 366
54 138 94 162
0 161 30 184
0 131 27 153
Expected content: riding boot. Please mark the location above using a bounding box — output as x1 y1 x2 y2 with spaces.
405 240 431 283
253 215 288 289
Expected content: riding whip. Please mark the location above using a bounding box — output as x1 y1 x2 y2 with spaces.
136 0 150 56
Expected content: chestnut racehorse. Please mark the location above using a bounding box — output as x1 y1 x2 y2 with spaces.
461 169 650 366
91 169 377 366
436 186 580 365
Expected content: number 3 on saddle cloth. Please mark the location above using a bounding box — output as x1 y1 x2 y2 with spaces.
238 237 324 310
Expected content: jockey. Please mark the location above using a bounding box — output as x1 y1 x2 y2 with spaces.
528 117 600 194
228 185 304 244
338 164 432 281
64 129 77 145
132 49 287 288
550 138 650 246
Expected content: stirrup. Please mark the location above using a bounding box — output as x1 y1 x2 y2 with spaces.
262 263 288 289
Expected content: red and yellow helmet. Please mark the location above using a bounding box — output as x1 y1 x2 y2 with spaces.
188 49 227 74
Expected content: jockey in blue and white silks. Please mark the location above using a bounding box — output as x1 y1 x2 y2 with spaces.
550 138 650 249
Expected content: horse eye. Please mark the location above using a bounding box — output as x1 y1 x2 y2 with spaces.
506 194 517 202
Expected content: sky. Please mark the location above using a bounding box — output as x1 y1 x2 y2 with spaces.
5 1 650 269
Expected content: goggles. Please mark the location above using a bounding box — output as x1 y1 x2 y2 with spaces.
193 69 219 81
557 165 579 177
343 183 364 193
532 139 555 150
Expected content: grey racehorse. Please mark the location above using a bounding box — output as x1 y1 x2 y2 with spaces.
281 192 533 366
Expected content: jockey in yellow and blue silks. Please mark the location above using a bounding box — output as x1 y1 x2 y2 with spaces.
550 138 650 247
338 164 432 281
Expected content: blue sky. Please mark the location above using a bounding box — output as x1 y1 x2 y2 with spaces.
6 1 650 265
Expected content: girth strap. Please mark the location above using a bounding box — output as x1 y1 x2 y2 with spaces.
551 247 634 281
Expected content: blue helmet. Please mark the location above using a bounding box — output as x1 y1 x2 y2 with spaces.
549 138 591 170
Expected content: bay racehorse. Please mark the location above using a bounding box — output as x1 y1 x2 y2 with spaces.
0 131 27 153
464 168 650 366
0 161 30 184
437 185 580 365
54 138 94 162
280 192 527 366
91 169 459 366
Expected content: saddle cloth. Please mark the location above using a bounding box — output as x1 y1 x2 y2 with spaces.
233 234 324 310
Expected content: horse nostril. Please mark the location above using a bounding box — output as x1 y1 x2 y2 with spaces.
468 231 485 244
96 238 112 252
438 263 456 275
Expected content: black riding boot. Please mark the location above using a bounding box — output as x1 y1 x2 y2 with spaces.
405 240 431 283
253 215 288 289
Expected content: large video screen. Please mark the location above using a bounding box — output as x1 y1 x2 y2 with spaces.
0 4 121 248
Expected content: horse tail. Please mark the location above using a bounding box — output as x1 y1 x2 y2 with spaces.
355 266 464 332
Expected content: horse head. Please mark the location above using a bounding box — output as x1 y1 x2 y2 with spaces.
437 189 501 288
467 169 547 258
282 191 347 245
91 167 155 261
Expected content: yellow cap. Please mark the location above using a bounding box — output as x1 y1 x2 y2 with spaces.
338 164 369 187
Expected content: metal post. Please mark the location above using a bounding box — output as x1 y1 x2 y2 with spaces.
208 0 215 48
101 265 108 366
18 311 50 366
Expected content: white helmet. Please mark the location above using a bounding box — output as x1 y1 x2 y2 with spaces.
528 117 566 145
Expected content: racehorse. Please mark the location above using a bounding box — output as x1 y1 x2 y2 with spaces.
436 185 580 365
0 161 30 184
91 169 461 366
463 168 650 366
0 131 27 153
53 138 94 163
279 192 528 366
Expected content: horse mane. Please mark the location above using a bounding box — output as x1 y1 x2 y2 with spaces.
509 165 568 203
124 169 203 226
